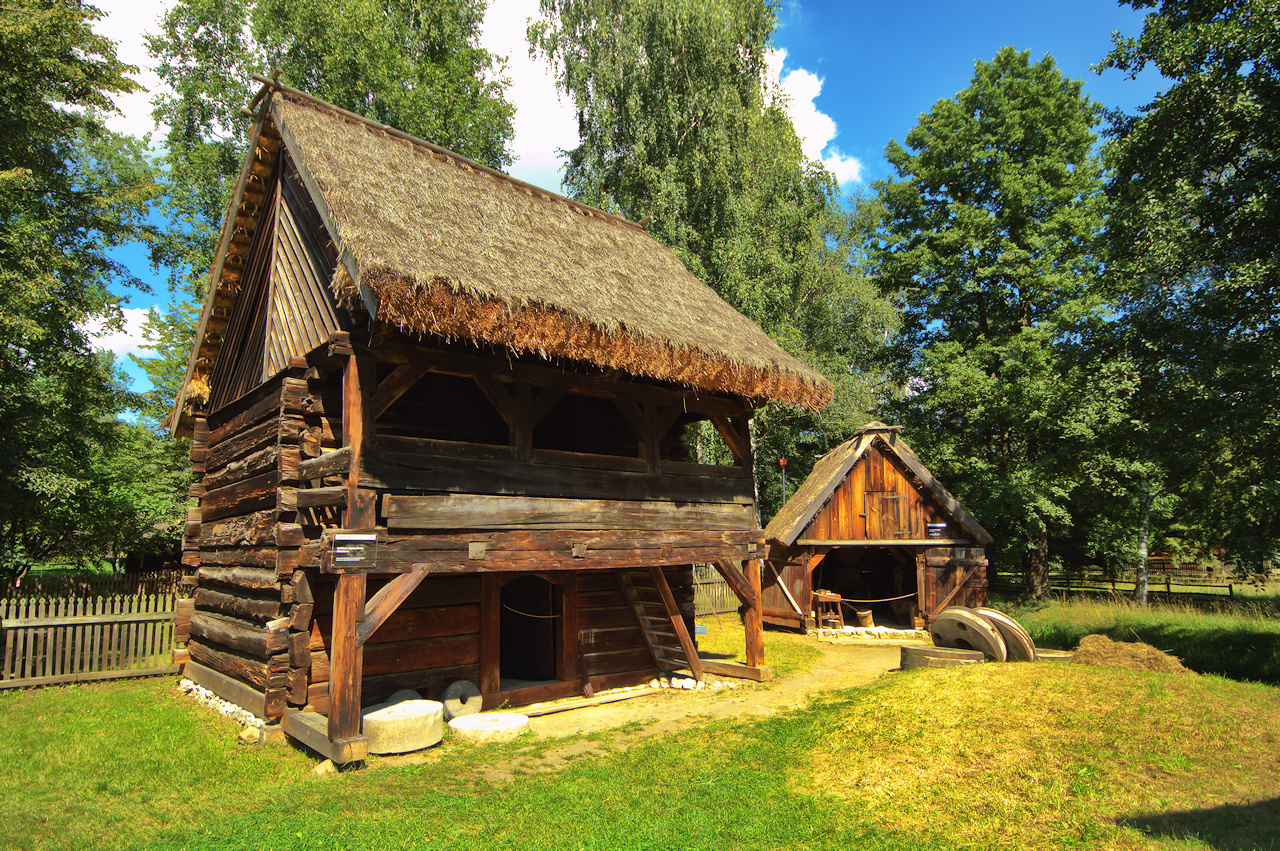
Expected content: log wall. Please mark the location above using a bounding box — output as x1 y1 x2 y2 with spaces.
184 366 323 719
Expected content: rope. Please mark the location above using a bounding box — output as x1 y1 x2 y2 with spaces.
502 603 560 619
831 593 916 605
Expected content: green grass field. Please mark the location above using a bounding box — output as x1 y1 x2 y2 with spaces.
1009 592 1280 685
4 633 1279 849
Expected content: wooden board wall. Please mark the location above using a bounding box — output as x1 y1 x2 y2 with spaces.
802 443 958 541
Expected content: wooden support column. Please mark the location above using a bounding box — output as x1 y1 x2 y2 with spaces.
743 558 765 668
328 354 375 744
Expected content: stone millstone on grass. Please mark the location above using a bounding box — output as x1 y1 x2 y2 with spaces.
974 607 1038 662
362 699 445 755
930 607 1008 662
442 679 483 721
449 712 530 744
1071 634 1194 675
901 645 986 669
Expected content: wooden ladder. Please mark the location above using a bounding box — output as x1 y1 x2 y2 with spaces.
616 566 704 681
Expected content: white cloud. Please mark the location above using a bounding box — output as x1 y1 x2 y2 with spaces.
480 0 577 191
84 307 152 358
766 48 862 185
93 0 173 140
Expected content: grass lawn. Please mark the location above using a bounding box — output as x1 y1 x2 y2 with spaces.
4 642 1279 849
1010 593 1280 686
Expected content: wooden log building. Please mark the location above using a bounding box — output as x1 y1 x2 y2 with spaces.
761 423 993 632
167 80 832 762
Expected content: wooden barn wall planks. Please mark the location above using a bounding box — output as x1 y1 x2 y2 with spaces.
264 156 346 376
208 169 280 412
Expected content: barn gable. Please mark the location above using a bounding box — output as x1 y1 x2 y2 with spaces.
762 423 992 632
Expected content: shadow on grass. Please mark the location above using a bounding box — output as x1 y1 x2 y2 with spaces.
1119 796 1280 850
1030 621 1280 685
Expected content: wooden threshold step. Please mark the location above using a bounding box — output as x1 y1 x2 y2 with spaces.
282 709 368 764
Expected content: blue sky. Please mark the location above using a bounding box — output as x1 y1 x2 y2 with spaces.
90 0 1167 394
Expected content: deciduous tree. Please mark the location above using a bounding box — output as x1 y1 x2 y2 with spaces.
531 0 896 517
873 47 1129 596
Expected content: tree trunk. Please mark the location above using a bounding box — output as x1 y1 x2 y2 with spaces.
1133 486 1151 605
1023 526 1050 598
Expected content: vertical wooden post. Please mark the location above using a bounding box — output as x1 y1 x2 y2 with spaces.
743 558 765 668
328 354 375 744
479 577 501 698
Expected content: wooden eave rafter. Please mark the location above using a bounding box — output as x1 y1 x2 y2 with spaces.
169 85 281 437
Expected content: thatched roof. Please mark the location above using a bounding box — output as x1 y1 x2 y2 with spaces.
764 422 993 547
171 83 831 432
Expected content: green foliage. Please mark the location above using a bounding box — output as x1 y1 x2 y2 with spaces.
1101 0 1280 565
531 0 897 519
0 0 167 580
873 48 1129 594
146 0 516 298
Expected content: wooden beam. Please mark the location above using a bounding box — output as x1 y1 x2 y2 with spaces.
710 414 748 461
328 353 375 744
796 538 974 547
649 565 703 681
711 556 755 605
371 361 430 418
765 560 805 617
354 565 429 649
743 559 765 668
696 659 773 682
283 709 367 764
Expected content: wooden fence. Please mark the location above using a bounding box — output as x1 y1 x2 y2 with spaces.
2 569 185 600
694 564 738 617
0 593 180 688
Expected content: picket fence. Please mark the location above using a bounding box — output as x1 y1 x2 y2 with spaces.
0 593 180 688
693 564 738 617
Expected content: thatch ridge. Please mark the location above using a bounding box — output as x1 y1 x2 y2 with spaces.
273 90 832 410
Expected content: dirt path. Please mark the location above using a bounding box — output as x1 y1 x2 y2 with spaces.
381 639 907 779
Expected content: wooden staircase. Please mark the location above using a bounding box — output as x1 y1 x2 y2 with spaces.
616 566 704 681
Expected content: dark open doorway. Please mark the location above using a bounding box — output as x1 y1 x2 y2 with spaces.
499 575 561 689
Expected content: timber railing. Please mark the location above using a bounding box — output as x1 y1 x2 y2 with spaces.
0 593 182 688
694 564 738 617
1049 572 1236 599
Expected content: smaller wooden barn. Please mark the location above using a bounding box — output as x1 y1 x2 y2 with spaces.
762 423 993 631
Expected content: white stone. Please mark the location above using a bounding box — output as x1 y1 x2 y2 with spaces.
448 712 530 744
313 759 337 776
648 678 660 689
362 699 444 755
237 727 260 745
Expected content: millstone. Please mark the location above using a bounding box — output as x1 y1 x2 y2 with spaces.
930 607 1008 662
362 699 444 755
386 688 423 704
974 607 1037 662
900 645 985 669
441 679 482 720
448 712 529 744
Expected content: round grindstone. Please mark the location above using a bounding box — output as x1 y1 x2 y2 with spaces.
900 645 986 669
974 607 1038 662
441 679 482 720
930 607 1008 662
448 712 529 744
386 688 423 704
362 699 444 755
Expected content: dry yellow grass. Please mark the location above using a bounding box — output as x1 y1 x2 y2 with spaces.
797 663 1280 849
